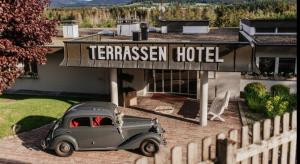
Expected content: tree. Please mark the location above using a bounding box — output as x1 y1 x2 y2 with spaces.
0 0 57 94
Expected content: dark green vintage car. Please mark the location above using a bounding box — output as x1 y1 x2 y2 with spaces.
41 101 166 157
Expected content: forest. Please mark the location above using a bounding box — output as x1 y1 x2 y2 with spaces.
44 0 296 28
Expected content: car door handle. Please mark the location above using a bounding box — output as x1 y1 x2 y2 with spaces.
65 131 71 133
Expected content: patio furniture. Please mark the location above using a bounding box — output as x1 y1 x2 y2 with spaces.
208 91 231 122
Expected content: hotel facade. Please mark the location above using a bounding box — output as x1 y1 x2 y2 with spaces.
7 19 297 126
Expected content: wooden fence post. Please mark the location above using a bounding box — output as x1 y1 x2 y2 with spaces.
281 113 290 164
135 157 148 164
155 146 168 164
216 134 236 164
272 115 281 164
216 133 226 164
202 137 212 161
241 126 249 164
262 119 271 164
252 121 261 164
187 142 198 164
171 146 182 164
289 110 297 164
229 129 238 149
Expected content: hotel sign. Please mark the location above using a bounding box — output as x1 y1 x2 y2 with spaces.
89 46 224 63
61 41 253 71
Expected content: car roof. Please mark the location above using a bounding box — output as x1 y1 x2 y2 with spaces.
64 101 117 119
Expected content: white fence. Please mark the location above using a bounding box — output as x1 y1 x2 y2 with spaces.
135 111 297 164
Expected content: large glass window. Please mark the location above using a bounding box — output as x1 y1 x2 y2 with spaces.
278 58 296 77
259 57 275 76
147 70 197 97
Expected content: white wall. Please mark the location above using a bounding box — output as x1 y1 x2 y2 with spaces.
209 72 241 100
183 26 209 34
63 25 79 38
117 24 140 36
240 79 297 94
10 51 110 95
240 22 255 35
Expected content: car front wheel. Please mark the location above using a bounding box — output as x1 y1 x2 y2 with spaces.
140 139 159 157
54 141 74 157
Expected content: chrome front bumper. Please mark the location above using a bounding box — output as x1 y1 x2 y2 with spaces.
41 139 48 150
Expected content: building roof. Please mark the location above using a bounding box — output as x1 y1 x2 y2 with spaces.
159 19 209 26
240 19 297 28
46 27 242 49
253 35 297 45
92 27 240 43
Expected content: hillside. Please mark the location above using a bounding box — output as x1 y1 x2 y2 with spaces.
46 1 296 28
50 0 132 7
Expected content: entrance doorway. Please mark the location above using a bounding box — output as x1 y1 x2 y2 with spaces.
146 70 198 98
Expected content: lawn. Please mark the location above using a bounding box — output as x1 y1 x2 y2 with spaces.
0 94 95 138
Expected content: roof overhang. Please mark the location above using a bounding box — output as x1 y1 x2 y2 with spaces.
61 34 255 72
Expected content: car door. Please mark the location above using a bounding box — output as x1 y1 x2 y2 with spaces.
90 115 124 149
67 116 94 149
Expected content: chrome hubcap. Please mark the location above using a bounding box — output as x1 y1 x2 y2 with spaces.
60 143 70 153
145 143 155 152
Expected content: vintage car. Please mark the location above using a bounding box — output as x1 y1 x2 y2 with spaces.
41 101 166 157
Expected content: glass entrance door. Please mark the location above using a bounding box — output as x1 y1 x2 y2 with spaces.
147 70 197 97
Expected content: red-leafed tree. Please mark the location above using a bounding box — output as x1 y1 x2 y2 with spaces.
0 0 58 94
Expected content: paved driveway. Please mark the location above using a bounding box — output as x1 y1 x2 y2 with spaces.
0 102 241 164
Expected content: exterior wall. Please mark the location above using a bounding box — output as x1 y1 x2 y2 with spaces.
10 51 110 95
240 22 255 35
122 69 147 96
182 26 209 34
255 46 296 58
63 24 79 38
209 72 241 100
117 24 140 36
240 79 297 94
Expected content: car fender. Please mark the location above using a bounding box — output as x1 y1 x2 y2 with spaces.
49 135 79 150
118 132 161 149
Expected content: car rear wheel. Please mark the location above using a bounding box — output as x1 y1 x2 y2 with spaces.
140 139 159 157
54 141 74 157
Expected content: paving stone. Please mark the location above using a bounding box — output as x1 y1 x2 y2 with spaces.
0 100 241 164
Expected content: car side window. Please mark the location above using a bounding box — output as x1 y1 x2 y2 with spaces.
92 116 113 127
70 117 91 128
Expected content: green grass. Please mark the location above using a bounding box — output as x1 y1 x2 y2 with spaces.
0 94 94 138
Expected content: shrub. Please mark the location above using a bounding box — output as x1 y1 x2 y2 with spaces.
244 82 267 99
244 82 267 112
271 84 290 97
286 94 297 111
246 96 267 113
265 95 289 117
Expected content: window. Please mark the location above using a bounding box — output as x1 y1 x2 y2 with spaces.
19 61 38 79
147 70 197 97
70 117 90 128
92 116 113 127
259 57 275 76
278 58 296 77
